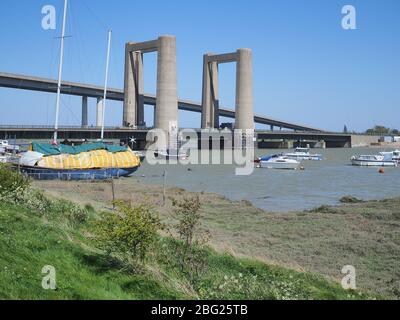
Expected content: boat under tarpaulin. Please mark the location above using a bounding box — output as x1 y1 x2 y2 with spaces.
18 142 140 180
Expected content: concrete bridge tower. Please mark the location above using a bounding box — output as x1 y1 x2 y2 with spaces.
123 35 178 140
201 48 254 131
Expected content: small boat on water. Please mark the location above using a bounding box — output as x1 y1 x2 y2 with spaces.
256 154 301 170
154 149 188 161
16 142 141 180
351 154 398 167
284 147 323 161
0 140 19 154
0 140 20 164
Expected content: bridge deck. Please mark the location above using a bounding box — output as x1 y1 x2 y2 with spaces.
0 72 323 132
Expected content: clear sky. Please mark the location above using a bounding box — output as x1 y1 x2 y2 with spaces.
0 0 399 132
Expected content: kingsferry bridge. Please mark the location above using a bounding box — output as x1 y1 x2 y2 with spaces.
0 72 321 131
0 72 357 148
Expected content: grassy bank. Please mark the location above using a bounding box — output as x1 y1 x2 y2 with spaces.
32 179 400 299
0 199 367 299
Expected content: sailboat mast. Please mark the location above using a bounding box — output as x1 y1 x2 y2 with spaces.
101 30 112 140
53 0 68 142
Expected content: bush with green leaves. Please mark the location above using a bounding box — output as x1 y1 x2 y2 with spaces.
171 196 210 286
93 201 163 269
0 165 88 226
0 163 29 198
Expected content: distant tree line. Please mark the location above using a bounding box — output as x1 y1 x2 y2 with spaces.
342 125 399 135
365 125 399 135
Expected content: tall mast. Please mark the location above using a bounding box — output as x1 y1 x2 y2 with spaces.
101 30 112 140
53 0 68 142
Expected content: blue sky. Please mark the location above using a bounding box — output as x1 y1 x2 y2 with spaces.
0 0 399 131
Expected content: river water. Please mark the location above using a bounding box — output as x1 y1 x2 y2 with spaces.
135 148 400 212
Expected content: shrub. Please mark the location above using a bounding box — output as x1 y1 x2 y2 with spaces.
171 196 210 286
93 201 163 269
18 189 53 215
173 196 202 247
0 163 29 198
0 170 88 225
51 198 89 226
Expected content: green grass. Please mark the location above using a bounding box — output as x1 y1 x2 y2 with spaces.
0 197 374 300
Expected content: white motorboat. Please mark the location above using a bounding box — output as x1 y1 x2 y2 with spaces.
284 147 323 161
0 140 20 164
154 149 188 161
0 140 19 153
257 154 301 170
351 154 398 167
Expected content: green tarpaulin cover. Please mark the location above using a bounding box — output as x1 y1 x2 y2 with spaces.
31 142 127 156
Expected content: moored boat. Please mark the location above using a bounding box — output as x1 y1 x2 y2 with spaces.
0 140 19 154
0 140 20 164
284 147 323 161
16 142 140 180
18 165 138 180
351 154 397 167
154 149 188 161
256 154 301 170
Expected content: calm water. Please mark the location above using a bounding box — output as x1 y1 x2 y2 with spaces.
134 148 400 212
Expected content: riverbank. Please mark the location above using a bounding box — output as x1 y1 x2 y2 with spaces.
0 172 368 300
33 179 400 298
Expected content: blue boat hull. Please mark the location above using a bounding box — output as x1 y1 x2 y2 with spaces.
18 165 139 180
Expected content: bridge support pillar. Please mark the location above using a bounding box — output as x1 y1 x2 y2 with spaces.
124 36 178 150
81 96 88 127
235 49 254 131
96 97 104 127
123 48 144 127
201 54 219 129
314 140 326 149
155 35 178 137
